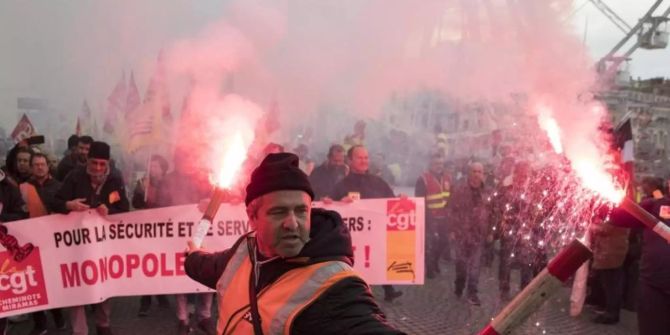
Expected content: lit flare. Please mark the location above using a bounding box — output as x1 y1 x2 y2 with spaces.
214 132 248 188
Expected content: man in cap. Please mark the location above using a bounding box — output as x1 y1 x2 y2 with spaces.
53 141 129 335
185 153 404 335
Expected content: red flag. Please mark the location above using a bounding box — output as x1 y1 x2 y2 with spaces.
11 114 36 143
125 71 141 121
104 72 127 135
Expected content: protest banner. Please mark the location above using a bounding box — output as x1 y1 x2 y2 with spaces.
0 198 424 317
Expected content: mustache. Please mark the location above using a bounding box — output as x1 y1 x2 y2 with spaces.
279 232 308 241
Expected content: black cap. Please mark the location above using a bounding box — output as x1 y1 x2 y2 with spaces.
245 153 314 205
89 141 110 160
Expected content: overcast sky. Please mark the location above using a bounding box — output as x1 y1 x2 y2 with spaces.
570 0 670 79
0 0 668 128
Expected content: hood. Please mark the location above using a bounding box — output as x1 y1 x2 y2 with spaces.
297 207 354 266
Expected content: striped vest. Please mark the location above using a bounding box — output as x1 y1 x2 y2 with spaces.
422 172 450 218
216 235 359 335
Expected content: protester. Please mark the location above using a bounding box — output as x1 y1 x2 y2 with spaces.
156 148 216 335
0 169 27 222
12 147 33 184
185 153 405 334
53 141 128 335
309 144 348 200
0 168 27 334
447 162 491 306
19 152 66 333
610 177 670 335
131 154 171 316
56 135 92 181
589 206 629 324
132 154 169 210
491 161 536 301
63 134 79 157
414 151 451 278
329 145 404 303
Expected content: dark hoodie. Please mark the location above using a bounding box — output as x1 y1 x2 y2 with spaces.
185 208 404 335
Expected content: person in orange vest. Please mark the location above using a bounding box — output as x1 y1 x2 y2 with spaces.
185 153 404 335
414 151 451 278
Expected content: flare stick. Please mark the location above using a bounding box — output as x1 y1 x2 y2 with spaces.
192 187 228 247
620 197 670 243
477 239 592 335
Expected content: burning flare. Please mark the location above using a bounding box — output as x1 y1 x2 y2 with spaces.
537 110 563 154
572 160 625 204
214 132 248 188
537 106 625 205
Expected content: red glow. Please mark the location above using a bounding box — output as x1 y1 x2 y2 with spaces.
537 105 625 205
572 160 625 204
538 111 563 154
213 132 248 188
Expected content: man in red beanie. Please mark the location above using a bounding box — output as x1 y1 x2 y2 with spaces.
185 152 404 335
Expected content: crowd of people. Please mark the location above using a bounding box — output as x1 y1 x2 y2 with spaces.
0 123 668 335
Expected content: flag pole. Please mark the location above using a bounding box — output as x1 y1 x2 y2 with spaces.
143 146 153 203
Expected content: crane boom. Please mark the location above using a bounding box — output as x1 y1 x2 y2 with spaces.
589 0 632 34
604 0 664 60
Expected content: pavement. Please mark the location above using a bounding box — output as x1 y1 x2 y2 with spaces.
6 259 638 335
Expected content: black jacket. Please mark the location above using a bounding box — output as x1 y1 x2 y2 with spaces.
309 163 347 200
611 197 670 289
0 177 27 222
132 178 164 209
26 176 62 214
56 154 80 181
186 208 404 335
53 168 129 214
447 181 492 241
330 172 394 200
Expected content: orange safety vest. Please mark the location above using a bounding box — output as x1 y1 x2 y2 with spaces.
421 172 450 218
19 182 48 217
216 235 359 335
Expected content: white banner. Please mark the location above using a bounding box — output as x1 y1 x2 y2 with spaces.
0 198 424 317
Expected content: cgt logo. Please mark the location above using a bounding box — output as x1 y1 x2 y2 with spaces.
386 199 416 231
1 266 38 294
0 248 49 313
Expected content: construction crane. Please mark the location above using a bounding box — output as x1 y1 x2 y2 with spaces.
589 0 632 35
596 0 670 87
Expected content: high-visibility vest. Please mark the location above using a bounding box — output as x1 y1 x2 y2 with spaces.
421 172 450 218
216 235 359 335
